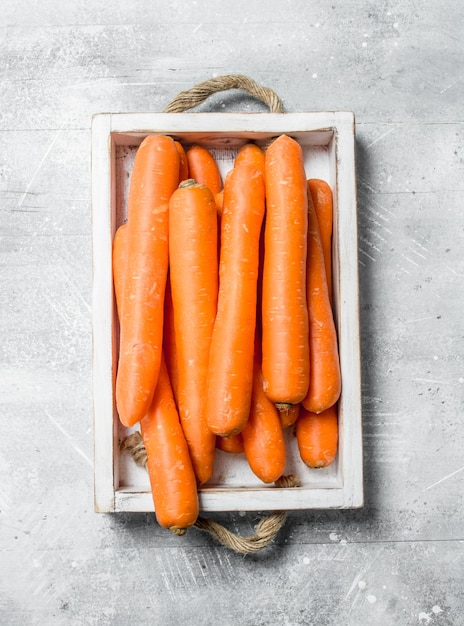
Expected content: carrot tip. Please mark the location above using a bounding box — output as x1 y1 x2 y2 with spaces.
170 527 188 536
178 178 200 189
275 402 294 412
274 474 302 488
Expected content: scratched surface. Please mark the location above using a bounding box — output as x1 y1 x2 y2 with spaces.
1 1 464 624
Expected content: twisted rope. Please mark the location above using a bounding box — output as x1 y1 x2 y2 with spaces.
121 432 298 554
163 73 284 114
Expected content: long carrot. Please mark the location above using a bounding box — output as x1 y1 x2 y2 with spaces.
113 223 197 532
235 143 266 181
234 145 266 307
162 274 178 403
169 180 218 484
308 179 333 302
113 222 178 409
140 357 199 534
175 140 189 182
214 190 224 217
302 189 341 414
186 144 222 195
261 134 310 407
112 222 127 320
295 404 338 468
115 134 180 428
241 347 286 483
205 163 265 436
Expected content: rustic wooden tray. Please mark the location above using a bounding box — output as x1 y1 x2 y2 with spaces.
91 111 362 513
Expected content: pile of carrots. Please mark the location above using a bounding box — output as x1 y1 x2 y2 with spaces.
113 134 341 534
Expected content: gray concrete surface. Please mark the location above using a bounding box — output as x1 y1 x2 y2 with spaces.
1 1 463 624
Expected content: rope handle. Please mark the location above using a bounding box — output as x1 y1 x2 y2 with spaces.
163 73 285 114
121 432 300 554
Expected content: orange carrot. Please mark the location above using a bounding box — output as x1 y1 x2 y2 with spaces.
235 143 266 181
279 403 300 429
112 222 127 320
261 134 310 407
185 144 222 195
295 404 338 468
168 180 218 484
140 357 199 533
308 179 333 301
241 348 286 483
214 190 224 216
216 433 245 454
112 222 127 396
113 225 197 532
162 275 178 403
175 141 189 182
115 134 180 427
213 191 224 268
302 189 341 414
205 163 265 436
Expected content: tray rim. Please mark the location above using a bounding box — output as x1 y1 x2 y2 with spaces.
91 111 363 513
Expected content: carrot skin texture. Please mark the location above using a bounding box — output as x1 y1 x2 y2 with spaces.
216 433 245 454
174 141 189 182
162 275 179 403
295 404 338 468
115 135 180 427
308 179 333 301
205 164 265 436
112 223 128 320
214 190 224 217
140 357 199 532
302 189 341 414
168 182 218 484
112 223 128 395
279 403 300 429
261 134 310 405
235 143 266 182
186 145 222 195
241 353 287 483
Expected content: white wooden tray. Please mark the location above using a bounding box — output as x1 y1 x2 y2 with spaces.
91 111 363 513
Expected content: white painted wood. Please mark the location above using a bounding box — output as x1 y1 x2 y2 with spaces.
333 116 363 508
108 111 350 137
92 111 362 513
91 113 117 513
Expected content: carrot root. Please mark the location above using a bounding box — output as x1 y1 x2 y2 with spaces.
295 404 339 468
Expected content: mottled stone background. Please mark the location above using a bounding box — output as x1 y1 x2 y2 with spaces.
1 1 463 624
